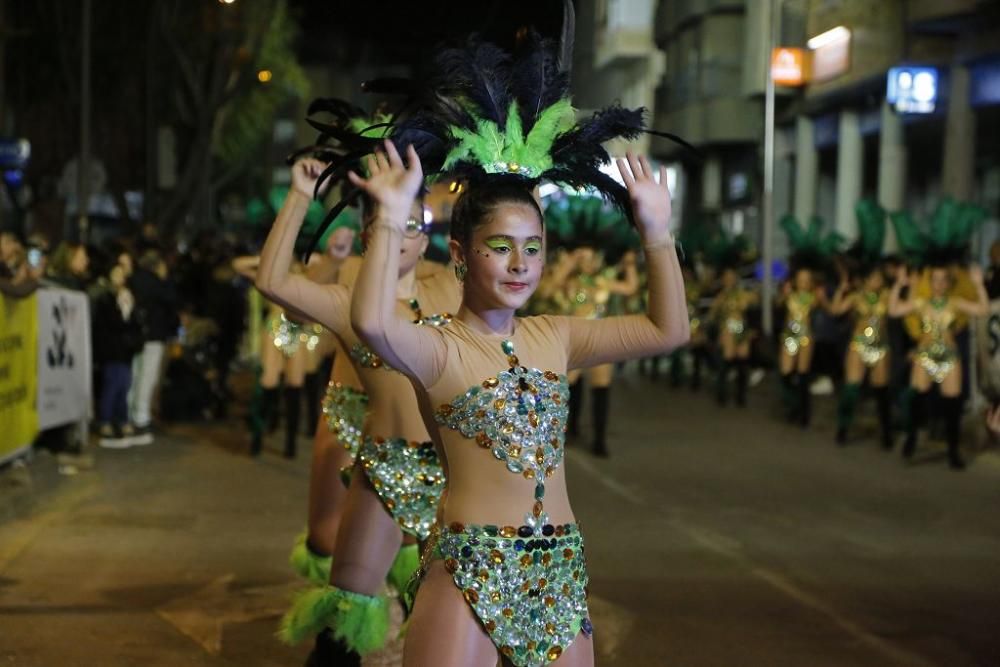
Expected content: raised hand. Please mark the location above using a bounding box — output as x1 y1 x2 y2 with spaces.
291 158 330 200
616 152 672 242
347 140 424 231
969 263 984 285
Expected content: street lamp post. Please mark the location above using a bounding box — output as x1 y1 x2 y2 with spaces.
761 0 780 336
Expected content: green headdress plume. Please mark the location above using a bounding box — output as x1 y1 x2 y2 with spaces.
844 199 886 275
779 214 844 271
890 197 985 266
543 192 638 263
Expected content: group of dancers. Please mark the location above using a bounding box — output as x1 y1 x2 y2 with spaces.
664 199 989 471
248 22 689 667
238 15 992 667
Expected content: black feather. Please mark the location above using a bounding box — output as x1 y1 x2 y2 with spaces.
433 37 511 125
558 0 575 76
510 30 569 134
305 118 382 153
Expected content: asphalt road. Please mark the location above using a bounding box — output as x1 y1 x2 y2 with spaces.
2 370 999 666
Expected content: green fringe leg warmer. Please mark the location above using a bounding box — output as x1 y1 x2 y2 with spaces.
278 585 389 653
289 531 332 586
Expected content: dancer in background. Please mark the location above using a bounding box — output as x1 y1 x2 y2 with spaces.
777 215 843 427
828 201 893 448
545 193 639 456
706 232 757 407
889 200 988 469
256 146 459 664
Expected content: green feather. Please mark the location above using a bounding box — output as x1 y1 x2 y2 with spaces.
854 199 886 257
524 98 575 171
779 214 807 250
386 544 420 609
889 211 927 260
928 198 958 248
288 530 331 586
278 586 389 653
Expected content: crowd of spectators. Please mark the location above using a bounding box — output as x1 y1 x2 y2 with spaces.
0 221 252 459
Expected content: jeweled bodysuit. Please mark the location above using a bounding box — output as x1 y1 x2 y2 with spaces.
782 291 815 356
353 298 453 539
428 319 589 667
849 290 889 367
269 311 323 357
718 288 751 345
915 297 958 383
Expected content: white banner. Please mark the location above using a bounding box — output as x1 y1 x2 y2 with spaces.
36 288 91 430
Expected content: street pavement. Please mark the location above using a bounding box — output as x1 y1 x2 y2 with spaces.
2 369 1000 666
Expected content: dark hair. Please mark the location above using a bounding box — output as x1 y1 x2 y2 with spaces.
450 181 543 247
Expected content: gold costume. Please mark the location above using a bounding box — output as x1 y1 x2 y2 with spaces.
914 297 958 384
848 291 889 367
781 291 815 356
568 267 617 320
718 288 751 345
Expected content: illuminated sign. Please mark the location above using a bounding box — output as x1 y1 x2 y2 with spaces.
808 26 851 83
887 66 938 114
771 48 808 86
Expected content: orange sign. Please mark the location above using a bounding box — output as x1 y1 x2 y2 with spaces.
771 48 808 86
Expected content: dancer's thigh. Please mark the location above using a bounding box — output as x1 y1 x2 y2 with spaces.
870 355 890 387
552 631 594 667
260 336 283 387
307 420 352 555
329 463 403 594
284 348 307 386
403 561 498 667
588 363 614 387
779 350 795 375
941 366 962 397
844 350 865 384
797 346 814 373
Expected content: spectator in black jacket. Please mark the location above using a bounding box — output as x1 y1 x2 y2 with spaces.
92 260 143 448
126 249 178 443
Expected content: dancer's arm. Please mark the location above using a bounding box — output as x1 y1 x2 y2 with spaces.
827 281 853 315
231 255 260 281
561 154 690 369
606 250 640 296
953 264 990 317
349 141 447 385
256 158 350 332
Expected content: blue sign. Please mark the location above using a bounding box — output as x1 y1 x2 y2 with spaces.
970 56 1000 107
887 66 938 114
0 138 30 169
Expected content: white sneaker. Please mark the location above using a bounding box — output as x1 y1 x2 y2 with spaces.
810 376 834 396
98 424 132 449
129 424 154 446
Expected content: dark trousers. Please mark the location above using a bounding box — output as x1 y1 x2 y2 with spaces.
99 362 132 424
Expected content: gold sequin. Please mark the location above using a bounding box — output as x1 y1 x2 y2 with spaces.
464 588 479 604
500 525 517 538
547 646 563 661
444 558 459 574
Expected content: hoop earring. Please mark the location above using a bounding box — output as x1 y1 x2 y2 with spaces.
455 263 467 281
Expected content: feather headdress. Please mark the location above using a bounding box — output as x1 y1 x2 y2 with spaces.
890 198 985 267
779 214 844 273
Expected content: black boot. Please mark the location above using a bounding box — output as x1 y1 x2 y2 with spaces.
836 383 861 445
567 380 582 438
691 349 703 391
903 391 928 459
284 386 302 459
943 396 966 470
591 387 610 458
874 386 893 450
252 387 279 456
797 373 812 428
715 361 730 406
735 360 749 407
780 373 797 422
303 371 320 437
305 629 361 667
